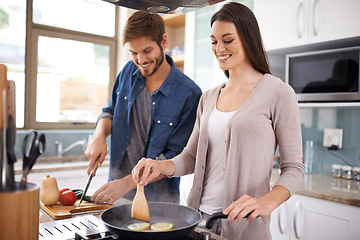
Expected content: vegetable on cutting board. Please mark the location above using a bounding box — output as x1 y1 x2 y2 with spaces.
40 175 60 205
59 190 77 206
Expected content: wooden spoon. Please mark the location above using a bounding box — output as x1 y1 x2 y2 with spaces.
131 171 150 222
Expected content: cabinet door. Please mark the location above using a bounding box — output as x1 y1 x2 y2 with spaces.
254 0 309 51
308 0 360 43
293 194 360 240
270 201 291 240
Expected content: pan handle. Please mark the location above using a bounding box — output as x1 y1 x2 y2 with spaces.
205 212 227 229
205 211 252 229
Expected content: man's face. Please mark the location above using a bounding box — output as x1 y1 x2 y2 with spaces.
127 36 165 78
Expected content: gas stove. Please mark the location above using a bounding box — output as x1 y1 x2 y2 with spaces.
39 215 220 240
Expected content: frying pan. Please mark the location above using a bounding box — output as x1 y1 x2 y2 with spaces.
100 202 227 240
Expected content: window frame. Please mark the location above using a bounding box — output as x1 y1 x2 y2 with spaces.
24 0 118 130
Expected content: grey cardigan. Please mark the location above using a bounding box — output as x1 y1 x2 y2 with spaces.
171 74 304 240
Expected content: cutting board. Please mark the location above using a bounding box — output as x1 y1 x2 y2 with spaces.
40 199 112 220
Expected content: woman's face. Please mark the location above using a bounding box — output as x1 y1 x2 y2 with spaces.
210 20 247 71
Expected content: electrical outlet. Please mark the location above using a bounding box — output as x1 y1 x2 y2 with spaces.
323 128 343 149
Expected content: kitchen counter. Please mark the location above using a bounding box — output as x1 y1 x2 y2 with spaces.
14 155 110 174
271 168 360 207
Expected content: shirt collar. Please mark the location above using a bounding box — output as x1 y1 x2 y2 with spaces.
132 55 176 98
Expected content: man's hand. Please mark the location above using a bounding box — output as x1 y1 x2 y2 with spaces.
85 132 107 175
91 176 136 204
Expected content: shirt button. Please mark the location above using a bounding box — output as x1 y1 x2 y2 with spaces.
157 120 161 123
152 102 156 105
202 166 204 170
129 102 131 105
140 85 143 89
169 123 173 126
117 92 120 95
124 96 127 99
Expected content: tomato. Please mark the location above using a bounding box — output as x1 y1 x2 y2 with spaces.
59 190 77 206
59 187 71 195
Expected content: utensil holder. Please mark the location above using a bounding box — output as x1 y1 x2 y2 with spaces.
0 182 39 240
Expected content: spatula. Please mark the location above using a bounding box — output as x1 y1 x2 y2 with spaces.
131 180 150 222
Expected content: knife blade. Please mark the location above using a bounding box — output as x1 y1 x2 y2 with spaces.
79 156 100 206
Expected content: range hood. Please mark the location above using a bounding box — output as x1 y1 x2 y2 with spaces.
102 0 226 13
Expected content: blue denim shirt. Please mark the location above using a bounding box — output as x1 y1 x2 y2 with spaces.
103 55 202 201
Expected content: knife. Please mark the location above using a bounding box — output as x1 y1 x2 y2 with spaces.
6 80 16 190
78 156 100 206
0 64 9 191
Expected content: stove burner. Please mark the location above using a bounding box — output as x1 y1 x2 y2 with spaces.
75 231 118 240
39 215 216 240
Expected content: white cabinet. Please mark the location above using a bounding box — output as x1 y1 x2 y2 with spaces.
270 194 360 240
254 0 360 51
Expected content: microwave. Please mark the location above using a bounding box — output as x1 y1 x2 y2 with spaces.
286 46 360 102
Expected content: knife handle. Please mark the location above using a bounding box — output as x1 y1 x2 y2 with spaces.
91 157 100 177
0 64 8 130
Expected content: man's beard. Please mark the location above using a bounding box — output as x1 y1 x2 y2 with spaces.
140 47 165 78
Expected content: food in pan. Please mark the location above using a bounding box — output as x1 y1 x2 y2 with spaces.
127 222 173 231
150 222 173 231
127 222 151 231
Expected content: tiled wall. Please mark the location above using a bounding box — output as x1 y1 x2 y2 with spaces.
300 106 360 174
13 129 99 158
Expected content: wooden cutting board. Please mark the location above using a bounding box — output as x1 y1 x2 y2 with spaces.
40 199 112 220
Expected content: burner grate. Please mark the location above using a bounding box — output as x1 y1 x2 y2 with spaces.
39 215 110 240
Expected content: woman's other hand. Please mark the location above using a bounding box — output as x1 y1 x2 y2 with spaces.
223 186 290 222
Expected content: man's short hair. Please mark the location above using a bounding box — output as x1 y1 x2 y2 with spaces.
123 11 165 47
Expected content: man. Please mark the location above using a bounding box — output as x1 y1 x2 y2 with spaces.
85 11 202 204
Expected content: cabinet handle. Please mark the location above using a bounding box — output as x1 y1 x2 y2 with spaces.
277 204 287 234
312 0 321 36
293 201 304 239
296 2 305 39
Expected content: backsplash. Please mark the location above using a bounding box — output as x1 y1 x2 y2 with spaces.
13 129 99 159
300 106 360 175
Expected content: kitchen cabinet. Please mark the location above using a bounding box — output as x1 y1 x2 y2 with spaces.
270 194 360 240
254 0 360 51
162 14 185 69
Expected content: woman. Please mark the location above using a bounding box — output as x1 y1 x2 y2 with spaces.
132 2 304 239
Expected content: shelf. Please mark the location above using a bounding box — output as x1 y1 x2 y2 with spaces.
172 54 184 67
298 102 360 108
162 14 185 28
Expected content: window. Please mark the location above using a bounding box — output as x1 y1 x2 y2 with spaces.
0 0 118 129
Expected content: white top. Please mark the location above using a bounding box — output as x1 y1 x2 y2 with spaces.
199 104 235 214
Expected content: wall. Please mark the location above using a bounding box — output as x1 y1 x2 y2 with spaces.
300 106 360 174
13 129 109 159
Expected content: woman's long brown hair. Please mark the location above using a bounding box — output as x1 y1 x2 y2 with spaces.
211 2 271 78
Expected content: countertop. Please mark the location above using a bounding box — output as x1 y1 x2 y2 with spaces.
29 158 360 207
271 168 360 207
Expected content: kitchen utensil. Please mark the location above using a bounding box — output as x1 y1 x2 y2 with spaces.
102 0 225 13
131 183 150 222
0 183 40 240
79 156 100 206
40 199 112 220
5 80 16 190
1 89 8 190
20 129 46 188
101 202 227 240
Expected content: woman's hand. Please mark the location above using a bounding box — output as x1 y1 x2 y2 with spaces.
223 186 290 222
132 158 175 185
223 194 274 222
